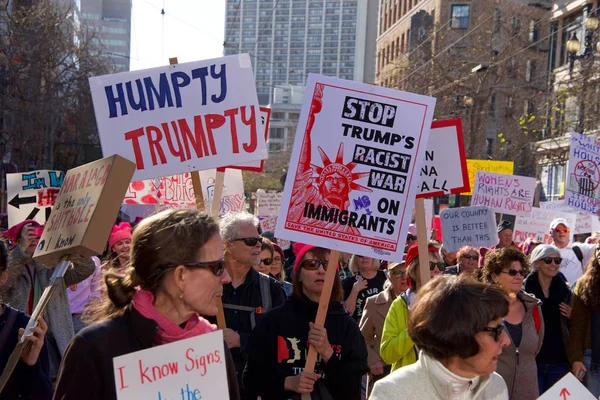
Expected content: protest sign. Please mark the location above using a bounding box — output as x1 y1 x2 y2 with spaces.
222 107 271 172
259 215 291 250
125 173 196 208
540 201 600 234
113 330 228 400
471 171 536 216
33 155 136 266
6 170 65 226
538 372 596 399
416 118 469 198
440 206 498 252
275 74 436 261
198 168 245 216
565 132 600 215
89 54 266 181
256 191 283 216
513 207 577 244
465 159 514 195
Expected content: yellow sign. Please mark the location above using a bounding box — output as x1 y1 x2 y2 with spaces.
466 159 514 195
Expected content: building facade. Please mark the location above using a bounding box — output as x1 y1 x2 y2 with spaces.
267 85 304 153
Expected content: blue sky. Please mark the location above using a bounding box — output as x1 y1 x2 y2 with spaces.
130 0 226 70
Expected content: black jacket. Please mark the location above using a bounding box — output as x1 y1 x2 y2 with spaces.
0 304 52 400
53 306 240 400
242 295 368 400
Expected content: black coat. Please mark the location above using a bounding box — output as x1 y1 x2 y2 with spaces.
53 306 240 400
243 295 368 400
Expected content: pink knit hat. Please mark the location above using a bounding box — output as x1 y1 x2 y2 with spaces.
109 222 132 249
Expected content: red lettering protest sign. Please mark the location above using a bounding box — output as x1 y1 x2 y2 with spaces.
221 107 271 172
89 54 266 181
471 171 536 217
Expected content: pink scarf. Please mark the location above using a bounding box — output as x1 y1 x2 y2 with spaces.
132 289 217 345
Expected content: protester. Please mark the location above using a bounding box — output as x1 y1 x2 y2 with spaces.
269 242 292 296
219 212 286 399
371 276 511 399
445 245 479 276
522 237 542 257
101 222 132 272
243 244 368 399
439 244 458 267
548 218 595 285
0 239 52 400
405 224 417 252
254 237 274 275
479 248 543 399
338 251 354 280
570 243 600 397
359 261 408 396
66 256 103 333
0 219 95 381
342 255 386 322
54 209 240 400
523 244 572 394
493 220 520 250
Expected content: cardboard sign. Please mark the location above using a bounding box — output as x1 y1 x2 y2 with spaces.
416 119 469 197
275 74 436 261
537 372 596 399
471 171 536 216
440 206 498 252
89 54 266 181
113 330 229 400
6 170 65 227
259 215 291 250
125 173 196 208
222 107 271 172
256 191 283 216
465 159 514 196
514 207 577 244
33 155 136 266
199 168 245 216
565 132 600 215
540 201 600 235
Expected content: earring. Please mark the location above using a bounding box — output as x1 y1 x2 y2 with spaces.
179 292 184 300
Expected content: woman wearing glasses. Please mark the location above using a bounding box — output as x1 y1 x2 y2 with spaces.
371 276 511 400
254 237 275 276
54 209 241 400
523 244 572 394
479 248 543 400
269 242 293 296
445 245 479 276
243 243 368 400
342 254 386 322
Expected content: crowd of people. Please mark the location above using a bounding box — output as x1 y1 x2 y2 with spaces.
0 211 600 400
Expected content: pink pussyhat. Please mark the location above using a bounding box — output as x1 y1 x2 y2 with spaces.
109 222 132 250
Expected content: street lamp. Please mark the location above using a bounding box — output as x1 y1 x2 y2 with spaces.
567 13 600 74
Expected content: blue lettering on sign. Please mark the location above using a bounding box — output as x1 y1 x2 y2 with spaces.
21 172 47 190
353 195 371 211
48 171 65 188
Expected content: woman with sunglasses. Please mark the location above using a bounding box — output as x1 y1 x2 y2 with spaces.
479 247 543 400
342 254 386 322
371 276 511 400
445 245 479 276
54 209 241 400
243 243 368 400
254 237 275 275
523 245 572 394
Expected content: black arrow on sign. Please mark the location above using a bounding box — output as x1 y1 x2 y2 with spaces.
9 194 37 209
26 208 40 220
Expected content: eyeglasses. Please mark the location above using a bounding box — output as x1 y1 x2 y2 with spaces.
390 270 407 278
554 227 569 234
502 269 525 277
181 259 226 276
407 234 417 241
429 261 445 271
541 257 562 265
234 237 263 246
301 259 329 271
260 258 273 266
462 254 479 261
273 256 282 263
482 322 506 342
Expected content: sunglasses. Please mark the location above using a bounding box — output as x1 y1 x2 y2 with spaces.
502 269 525 277
482 322 506 342
390 270 407 278
301 259 329 271
407 234 417 241
260 258 273 266
462 254 479 261
541 257 562 265
429 261 445 271
181 259 226 276
234 237 263 246
554 227 569 234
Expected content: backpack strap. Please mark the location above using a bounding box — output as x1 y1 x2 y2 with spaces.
259 273 272 312
573 245 584 264
222 304 257 329
532 305 541 334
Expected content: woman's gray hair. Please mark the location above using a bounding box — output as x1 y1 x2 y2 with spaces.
220 212 259 243
529 244 561 265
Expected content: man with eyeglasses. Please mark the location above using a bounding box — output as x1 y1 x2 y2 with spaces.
219 213 286 399
549 218 595 285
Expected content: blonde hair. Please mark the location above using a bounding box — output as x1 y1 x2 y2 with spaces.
348 255 381 274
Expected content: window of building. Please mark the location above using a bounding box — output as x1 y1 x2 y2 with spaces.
511 16 520 35
488 94 496 117
526 60 536 82
450 5 469 29
269 142 284 153
529 20 539 42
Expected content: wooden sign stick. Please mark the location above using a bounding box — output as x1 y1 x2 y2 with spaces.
209 168 227 329
301 249 340 400
415 198 431 288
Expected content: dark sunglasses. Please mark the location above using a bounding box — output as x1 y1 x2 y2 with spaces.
462 254 479 261
482 322 506 342
182 259 226 276
301 259 329 271
502 269 525 277
234 237 263 246
429 261 445 271
407 234 417 241
260 258 273 266
541 257 562 265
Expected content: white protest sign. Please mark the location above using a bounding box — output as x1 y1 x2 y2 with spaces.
90 54 266 181
514 207 577 244
275 74 436 261
124 173 196 208
199 168 245 216
565 132 600 215
424 198 433 240
259 215 291 250
223 107 271 172
256 191 283 216
440 206 498 252
113 330 228 400
540 201 600 234
537 372 596 399
416 118 469 198
471 171 536 216
6 170 65 227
